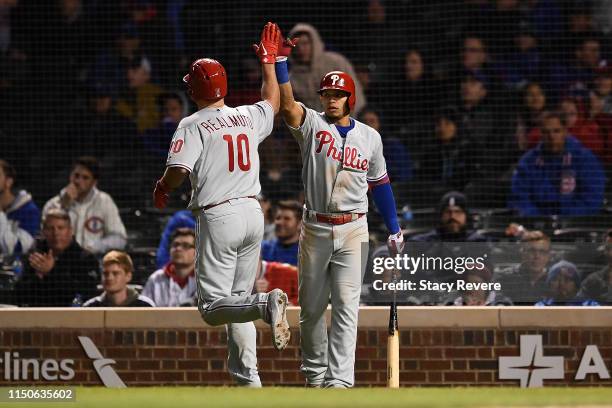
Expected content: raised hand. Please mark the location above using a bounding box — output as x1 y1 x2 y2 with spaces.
277 34 299 59
253 22 280 64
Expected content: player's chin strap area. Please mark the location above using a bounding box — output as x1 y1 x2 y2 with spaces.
303 208 365 225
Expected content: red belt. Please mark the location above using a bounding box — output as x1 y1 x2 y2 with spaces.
203 196 257 211
315 213 365 225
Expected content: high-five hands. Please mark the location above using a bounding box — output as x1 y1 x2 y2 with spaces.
277 33 299 60
253 22 280 64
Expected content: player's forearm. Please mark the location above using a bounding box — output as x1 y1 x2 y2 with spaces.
261 63 280 114
370 182 401 234
275 58 303 127
161 166 189 190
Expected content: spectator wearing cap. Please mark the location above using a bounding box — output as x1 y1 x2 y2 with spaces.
536 260 599 306
84 250 154 307
444 265 512 306
494 231 552 305
143 228 196 307
418 107 479 193
13 209 99 307
260 200 302 266
577 229 612 305
42 156 128 254
509 111 605 216
115 56 164 133
0 159 40 256
410 192 487 242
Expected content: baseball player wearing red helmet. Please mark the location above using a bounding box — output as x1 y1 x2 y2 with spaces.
153 23 290 387
274 31 404 387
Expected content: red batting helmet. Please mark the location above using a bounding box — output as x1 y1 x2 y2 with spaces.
183 58 227 101
318 71 356 112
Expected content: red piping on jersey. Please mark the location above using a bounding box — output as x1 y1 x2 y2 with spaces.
368 174 390 190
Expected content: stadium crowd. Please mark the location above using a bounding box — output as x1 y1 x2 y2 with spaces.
1 0 612 306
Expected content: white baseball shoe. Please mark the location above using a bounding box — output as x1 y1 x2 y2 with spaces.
267 289 290 351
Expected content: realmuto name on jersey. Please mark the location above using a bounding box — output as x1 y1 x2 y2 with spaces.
200 114 254 134
315 130 369 171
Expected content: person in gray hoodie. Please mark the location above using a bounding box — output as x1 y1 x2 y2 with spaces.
287 23 366 115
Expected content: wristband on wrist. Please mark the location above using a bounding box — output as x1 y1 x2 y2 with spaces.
275 58 289 84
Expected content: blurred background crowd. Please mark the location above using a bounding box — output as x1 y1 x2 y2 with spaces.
1 0 612 307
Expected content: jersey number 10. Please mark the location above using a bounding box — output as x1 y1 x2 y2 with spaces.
223 134 251 172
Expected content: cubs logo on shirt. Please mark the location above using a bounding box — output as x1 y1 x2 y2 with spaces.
85 216 105 234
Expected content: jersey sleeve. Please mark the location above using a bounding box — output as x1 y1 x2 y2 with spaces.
367 130 389 185
286 103 315 144
166 124 203 172
243 101 275 143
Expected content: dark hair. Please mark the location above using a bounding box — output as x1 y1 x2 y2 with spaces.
357 106 380 122
157 92 184 112
170 228 196 246
277 200 303 220
72 156 100 179
434 106 459 125
0 159 16 183
540 111 567 128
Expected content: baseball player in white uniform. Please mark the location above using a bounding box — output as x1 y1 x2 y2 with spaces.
275 34 405 387
152 23 290 387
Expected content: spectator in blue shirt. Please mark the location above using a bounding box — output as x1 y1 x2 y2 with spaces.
156 210 195 268
0 159 40 256
261 200 302 266
509 111 605 216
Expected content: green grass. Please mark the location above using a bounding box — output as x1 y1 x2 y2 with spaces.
5 387 612 408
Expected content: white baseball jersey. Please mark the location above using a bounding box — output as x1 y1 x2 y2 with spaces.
288 103 387 213
142 268 197 307
166 101 275 209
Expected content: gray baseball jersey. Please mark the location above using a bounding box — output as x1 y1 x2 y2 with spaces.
166 101 274 209
287 104 387 387
288 103 387 213
165 100 275 387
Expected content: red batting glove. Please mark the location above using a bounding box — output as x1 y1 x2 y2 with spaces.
253 22 280 64
387 230 404 256
277 35 299 59
153 179 171 209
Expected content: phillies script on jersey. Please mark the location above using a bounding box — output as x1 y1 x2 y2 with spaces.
315 130 369 171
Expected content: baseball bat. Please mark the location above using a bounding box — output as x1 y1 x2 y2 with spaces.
387 272 400 388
